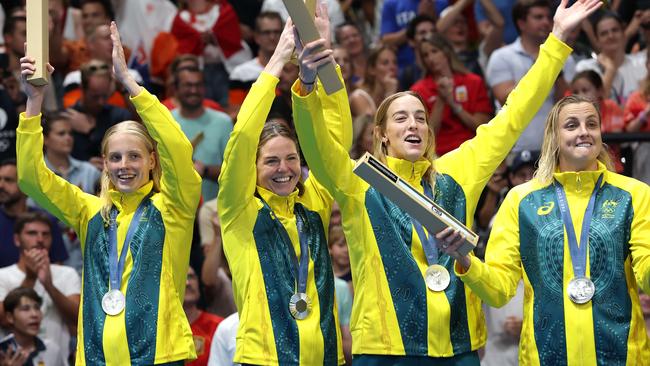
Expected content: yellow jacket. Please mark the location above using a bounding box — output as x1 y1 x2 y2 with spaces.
458 163 650 365
218 69 351 365
292 34 572 357
17 89 201 365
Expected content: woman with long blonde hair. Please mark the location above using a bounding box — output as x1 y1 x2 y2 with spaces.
451 94 650 364
293 1 601 364
17 22 201 365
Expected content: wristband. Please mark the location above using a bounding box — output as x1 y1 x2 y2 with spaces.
300 78 315 86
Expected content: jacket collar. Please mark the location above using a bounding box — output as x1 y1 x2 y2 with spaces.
386 155 431 186
257 185 298 218
109 180 154 213
552 161 607 194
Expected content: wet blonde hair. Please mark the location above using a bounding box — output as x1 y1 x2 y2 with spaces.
372 91 437 186
534 95 614 183
99 121 162 222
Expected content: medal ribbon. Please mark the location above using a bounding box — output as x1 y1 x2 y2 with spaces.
410 181 440 266
262 199 309 294
553 174 603 278
108 193 152 292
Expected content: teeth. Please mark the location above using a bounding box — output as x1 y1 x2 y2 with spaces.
273 177 291 183
576 143 592 147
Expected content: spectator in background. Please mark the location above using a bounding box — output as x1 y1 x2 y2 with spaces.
162 54 223 112
350 114 374 159
2 14 28 111
0 212 81 363
65 59 132 170
380 0 435 75
400 15 437 91
0 84 18 162
61 25 143 109
575 12 647 105
349 46 398 119
171 66 233 201
40 112 101 273
199 211 237 318
328 224 352 282
207 312 239 366
0 159 69 268
184 267 223 366
335 22 367 84
59 0 117 73
229 11 284 111
171 0 251 107
411 34 492 156
475 0 518 44
437 0 505 76
487 0 574 153
0 288 66 366
332 46 356 98
623 47 650 185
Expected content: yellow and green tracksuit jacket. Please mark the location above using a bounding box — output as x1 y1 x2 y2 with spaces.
458 163 650 365
217 69 351 365
17 89 202 365
292 34 572 358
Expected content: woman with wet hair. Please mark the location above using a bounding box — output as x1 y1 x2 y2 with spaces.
17 22 201 365
292 0 601 364
217 11 351 365
450 94 650 364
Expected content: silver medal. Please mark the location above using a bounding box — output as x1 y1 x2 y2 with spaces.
102 289 126 315
567 276 595 304
425 264 450 292
289 293 311 320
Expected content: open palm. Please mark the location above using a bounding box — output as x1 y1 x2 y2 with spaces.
553 0 602 35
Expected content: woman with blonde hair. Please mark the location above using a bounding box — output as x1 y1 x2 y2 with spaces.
292 0 601 364
217 10 350 365
450 94 650 364
17 22 201 365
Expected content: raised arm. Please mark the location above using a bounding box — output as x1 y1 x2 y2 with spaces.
436 0 601 214
17 52 99 236
296 3 353 151
110 22 201 218
217 19 296 225
454 188 524 307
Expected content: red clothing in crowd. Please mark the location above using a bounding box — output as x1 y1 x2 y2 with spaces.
624 91 650 132
188 311 224 366
411 72 492 155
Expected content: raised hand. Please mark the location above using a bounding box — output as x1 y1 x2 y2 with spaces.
296 37 334 86
19 44 54 117
552 0 603 42
314 1 331 49
109 21 141 96
264 18 296 77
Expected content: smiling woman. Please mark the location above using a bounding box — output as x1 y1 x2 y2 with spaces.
217 11 351 365
454 94 650 364
16 22 201 365
292 0 603 364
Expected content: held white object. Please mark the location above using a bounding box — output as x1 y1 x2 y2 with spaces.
26 0 49 86
353 152 478 256
282 0 343 95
